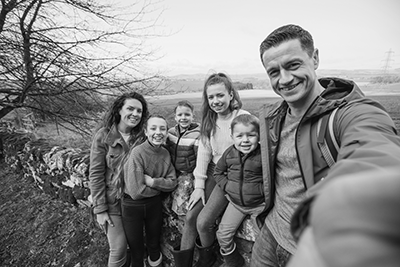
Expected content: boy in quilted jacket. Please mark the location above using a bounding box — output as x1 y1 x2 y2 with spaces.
166 100 201 216
215 114 265 267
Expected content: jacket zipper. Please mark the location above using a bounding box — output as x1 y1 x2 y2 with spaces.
295 96 322 190
239 153 245 206
174 132 183 165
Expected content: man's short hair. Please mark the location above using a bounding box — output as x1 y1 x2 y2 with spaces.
259 24 314 65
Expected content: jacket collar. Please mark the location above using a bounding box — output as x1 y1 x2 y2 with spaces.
174 122 200 135
232 144 261 160
104 124 128 150
142 139 164 153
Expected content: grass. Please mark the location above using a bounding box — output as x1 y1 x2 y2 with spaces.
32 122 93 150
148 94 400 134
32 83 400 148
0 164 109 267
147 96 281 129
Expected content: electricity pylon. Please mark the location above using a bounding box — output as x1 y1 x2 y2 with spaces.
382 49 394 75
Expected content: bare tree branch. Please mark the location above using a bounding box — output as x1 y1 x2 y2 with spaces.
0 0 167 134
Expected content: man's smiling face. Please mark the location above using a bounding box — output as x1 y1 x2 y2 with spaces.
262 39 319 108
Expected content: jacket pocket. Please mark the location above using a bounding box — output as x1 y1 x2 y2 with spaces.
105 146 124 187
106 148 124 171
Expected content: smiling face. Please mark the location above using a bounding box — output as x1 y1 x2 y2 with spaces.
145 117 168 147
118 98 143 132
175 105 194 131
206 83 233 116
231 123 259 155
262 39 321 110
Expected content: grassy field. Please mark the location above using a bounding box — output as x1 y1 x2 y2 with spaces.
33 123 92 150
148 94 400 134
29 91 400 150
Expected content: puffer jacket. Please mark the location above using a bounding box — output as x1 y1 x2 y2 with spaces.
215 145 264 207
89 125 129 214
167 122 200 173
256 77 400 228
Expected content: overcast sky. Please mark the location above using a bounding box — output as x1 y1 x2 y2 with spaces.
139 0 400 76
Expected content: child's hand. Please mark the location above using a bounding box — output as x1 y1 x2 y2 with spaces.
188 188 205 210
144 174 154 187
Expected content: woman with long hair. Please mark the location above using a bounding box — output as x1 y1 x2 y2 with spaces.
89 92 149 267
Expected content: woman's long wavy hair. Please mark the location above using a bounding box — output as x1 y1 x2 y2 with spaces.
102 91 149 146
105 92 149 199
200 72 242 143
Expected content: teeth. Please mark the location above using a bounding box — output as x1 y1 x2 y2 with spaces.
281 83 298 91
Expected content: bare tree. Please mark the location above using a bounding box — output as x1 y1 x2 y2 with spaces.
0 0 166 135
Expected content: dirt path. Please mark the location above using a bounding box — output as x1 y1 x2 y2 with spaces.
0 163 108 267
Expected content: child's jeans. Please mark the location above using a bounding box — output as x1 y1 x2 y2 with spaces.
196 184 229 247
122 194 162 267
216 200 264 253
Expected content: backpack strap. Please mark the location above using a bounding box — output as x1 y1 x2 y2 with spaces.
316 107 340 168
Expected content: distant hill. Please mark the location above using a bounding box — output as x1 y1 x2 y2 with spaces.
170 69 400 81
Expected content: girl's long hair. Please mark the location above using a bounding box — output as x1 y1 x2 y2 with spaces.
200 72 242 143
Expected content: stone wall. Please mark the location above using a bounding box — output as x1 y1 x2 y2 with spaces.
0 129 255 266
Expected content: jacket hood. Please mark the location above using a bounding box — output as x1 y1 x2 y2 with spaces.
319 77 364 103
304 77 367 119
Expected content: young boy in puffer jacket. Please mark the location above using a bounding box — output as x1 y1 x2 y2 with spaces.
215 114 265 267
166 100 201 216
